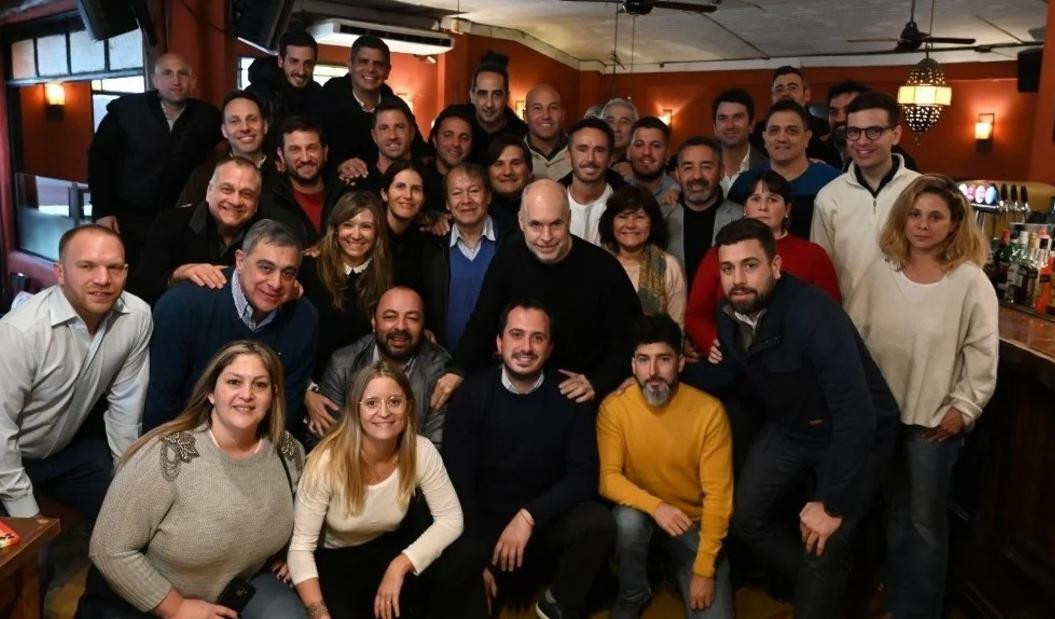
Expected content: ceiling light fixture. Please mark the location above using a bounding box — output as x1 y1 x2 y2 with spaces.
897 52 952 143
308 19 453 56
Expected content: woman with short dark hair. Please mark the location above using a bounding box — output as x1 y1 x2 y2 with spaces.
599 185 687 327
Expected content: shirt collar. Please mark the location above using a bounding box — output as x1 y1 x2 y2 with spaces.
524 134 569 160
449 216 497 248
344 257 373 276
732 307 767 331
852 155 902 197
47 286 127 328
501 367 545 395
353 87 380 112
230 270 276 331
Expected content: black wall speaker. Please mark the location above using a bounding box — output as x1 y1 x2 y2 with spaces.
1018 48 1042 93
231 0 295 53
76 0 138 41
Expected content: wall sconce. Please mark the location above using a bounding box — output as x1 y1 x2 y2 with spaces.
659 109 673 128
975 113 994 152
44 82 65 106
515 100 526 119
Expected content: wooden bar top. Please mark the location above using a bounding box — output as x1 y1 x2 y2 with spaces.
998 305 1055 388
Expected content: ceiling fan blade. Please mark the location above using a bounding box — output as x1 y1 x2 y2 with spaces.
847 38 899 43
894 40 923 52
557 0 613 3
926 36 977 45
652 1 718 13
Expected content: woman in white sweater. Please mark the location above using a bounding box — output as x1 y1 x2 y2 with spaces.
846 174 998 619
289 362 487 619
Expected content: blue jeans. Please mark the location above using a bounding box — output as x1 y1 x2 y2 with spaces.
610 506 734 619
732 424 890 619
882 425 963 619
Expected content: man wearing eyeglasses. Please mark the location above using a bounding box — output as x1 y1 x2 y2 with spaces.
318 286 451 448
811 91 921 302
728 100 841 239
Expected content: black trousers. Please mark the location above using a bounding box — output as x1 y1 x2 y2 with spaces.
316 496 489 619
471 500 616 617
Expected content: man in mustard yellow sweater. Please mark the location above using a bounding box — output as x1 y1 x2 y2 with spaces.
598 315 734 618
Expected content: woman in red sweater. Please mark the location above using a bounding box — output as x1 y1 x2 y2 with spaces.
685 170 840 350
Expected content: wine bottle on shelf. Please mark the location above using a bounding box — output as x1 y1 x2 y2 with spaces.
1023 233 1041 305
995 229 1013 295
1004 231 1028 304
1033 236 1053 312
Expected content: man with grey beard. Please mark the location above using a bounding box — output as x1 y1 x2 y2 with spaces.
666 136 741 285
598 314 734 618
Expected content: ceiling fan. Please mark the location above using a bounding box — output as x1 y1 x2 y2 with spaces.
848 0 975 51
560 0 718 17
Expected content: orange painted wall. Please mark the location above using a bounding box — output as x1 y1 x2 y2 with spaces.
1028 6 1055 185
19 81 93 182
596 62 1036 180
462 34 585 118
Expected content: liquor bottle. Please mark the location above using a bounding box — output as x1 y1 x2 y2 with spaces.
994 229 1013 295
983 236 1000 285
1004 230 1029 304
1022 232 1041 305
1033 236 1053 311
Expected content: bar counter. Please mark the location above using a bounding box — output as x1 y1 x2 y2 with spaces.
948 305 1055 617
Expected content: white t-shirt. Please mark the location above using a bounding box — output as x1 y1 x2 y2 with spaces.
568 184 613 246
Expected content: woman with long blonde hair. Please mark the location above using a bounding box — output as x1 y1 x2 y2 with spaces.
289 362 486 619
300 191 394 439
82 341 306 618
847 174 998 618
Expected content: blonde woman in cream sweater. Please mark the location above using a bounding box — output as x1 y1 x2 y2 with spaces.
846 174 998 619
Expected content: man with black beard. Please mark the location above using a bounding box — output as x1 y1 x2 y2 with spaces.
318 286 450 447
666 137 741 284
684 219 897 619
598 314 735 617
258 116 348 246
244 30 325 151
626 117 679 203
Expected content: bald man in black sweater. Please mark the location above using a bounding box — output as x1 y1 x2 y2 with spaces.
430 179 643 411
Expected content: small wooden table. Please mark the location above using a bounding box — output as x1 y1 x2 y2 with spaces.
0 517 61 619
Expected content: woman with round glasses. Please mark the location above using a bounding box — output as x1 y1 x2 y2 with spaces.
288 362 487 619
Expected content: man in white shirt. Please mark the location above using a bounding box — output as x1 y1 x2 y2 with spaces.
0 225 151 519
565 117 615 245
811 91 921 302
712 89 767 194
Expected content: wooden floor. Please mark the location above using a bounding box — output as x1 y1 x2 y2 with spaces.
45 524 794 619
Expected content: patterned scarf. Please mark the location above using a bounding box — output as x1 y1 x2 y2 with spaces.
636 243 669 316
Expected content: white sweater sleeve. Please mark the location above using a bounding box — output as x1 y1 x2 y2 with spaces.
948 273 1000 426
811 188 836 257
402 438 464 574
287 453 334 586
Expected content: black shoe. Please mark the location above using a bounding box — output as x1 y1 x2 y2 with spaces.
536 587 579 619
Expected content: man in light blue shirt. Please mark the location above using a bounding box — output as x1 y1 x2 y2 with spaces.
0 225 151 519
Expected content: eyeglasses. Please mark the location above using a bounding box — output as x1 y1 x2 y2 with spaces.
846 126 895 141
360 395 407 414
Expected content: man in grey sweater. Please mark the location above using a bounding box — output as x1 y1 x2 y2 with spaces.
317 287 450 447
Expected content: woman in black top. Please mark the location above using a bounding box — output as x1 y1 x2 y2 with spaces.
301 191 393 439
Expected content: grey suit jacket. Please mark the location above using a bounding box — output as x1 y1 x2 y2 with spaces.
663 198 743 275
319 334 451 448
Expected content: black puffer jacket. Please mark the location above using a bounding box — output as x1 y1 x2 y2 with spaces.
244 57 325 144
